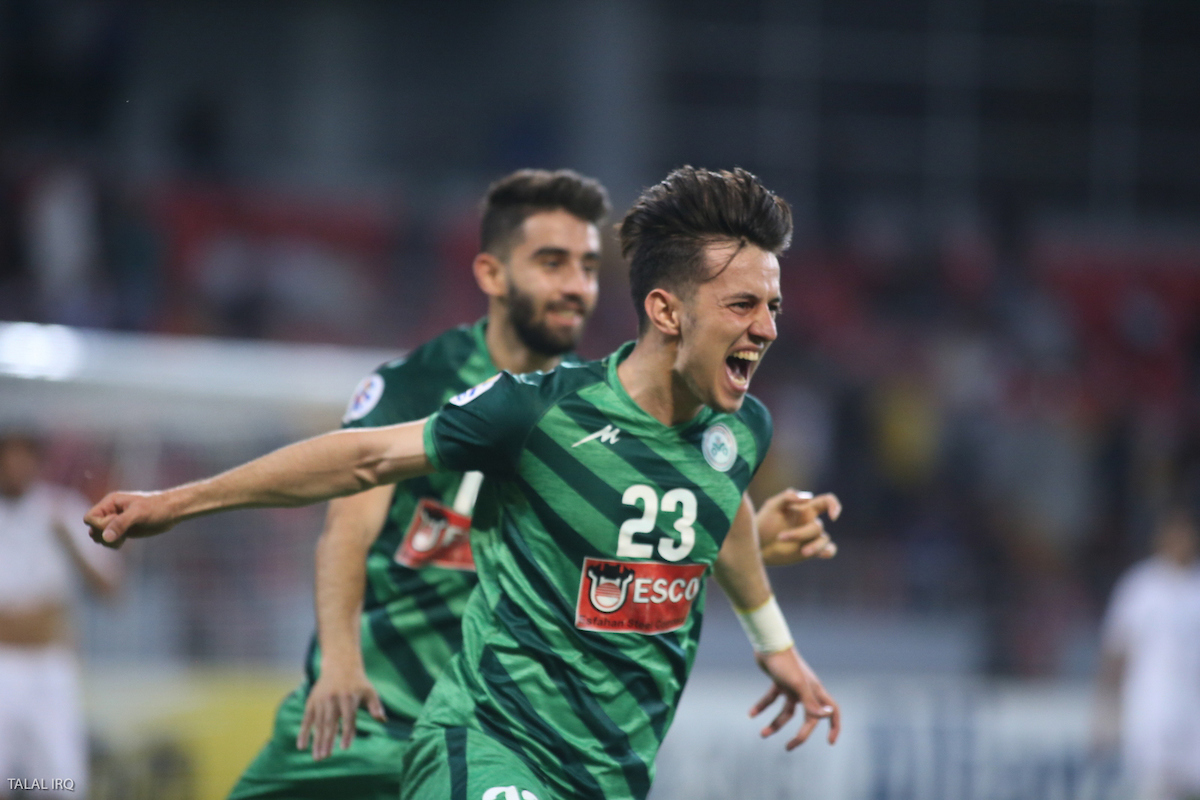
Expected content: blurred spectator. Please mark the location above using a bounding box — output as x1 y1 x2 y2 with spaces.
1096 507 1200 800
21 162 112 326
0 429 122 798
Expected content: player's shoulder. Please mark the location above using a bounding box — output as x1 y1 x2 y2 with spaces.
732 393 773 444
1111 558 1167 604
518 357 606 397
344 323 484 425
379 323 480 382
457 358 606 413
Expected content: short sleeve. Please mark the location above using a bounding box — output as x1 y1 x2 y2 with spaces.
423 372 543 479
740 395 774 475
341 361 428 430
342 372 392 429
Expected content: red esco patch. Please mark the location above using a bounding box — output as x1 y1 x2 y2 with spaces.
395 498 475 571
575 557 706 634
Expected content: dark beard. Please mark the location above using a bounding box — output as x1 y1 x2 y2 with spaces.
507 285 582 357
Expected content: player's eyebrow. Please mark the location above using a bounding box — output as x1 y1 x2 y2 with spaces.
531 246 600 261
724 291 782 308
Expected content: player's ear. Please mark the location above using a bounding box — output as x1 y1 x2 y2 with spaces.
644 288 683 338
473 252 508 299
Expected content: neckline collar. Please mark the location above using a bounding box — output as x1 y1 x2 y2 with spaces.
605 341 714 435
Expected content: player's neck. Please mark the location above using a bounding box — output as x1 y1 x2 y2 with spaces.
617 338 705 427
485 314 562 376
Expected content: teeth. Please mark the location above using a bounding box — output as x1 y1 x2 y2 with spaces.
730 351 760 362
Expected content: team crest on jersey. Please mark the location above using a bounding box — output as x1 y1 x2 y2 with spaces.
702 423 737 472
576 557 706 634
342 374 384 423
395 498 475 571
449 374 501 406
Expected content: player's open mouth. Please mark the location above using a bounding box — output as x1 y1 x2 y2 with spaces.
725 349 760 391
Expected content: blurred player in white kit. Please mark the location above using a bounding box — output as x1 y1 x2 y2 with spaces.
1097 506 1200 800
0 430 121 799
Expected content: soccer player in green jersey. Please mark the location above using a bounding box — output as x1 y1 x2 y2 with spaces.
227 169 611 800
86 166 842 800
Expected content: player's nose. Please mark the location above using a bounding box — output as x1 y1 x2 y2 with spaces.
749 304 777 343
561 261 595 296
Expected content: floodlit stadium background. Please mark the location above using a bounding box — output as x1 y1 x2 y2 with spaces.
2 2 1197 798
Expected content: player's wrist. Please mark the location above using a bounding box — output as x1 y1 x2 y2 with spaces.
735 594 794 655
316 644 365 676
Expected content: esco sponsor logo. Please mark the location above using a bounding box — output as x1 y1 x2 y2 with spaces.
576 557 707 635
632 575 702 604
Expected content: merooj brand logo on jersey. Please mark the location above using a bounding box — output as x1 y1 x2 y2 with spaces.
571 424 621 447
395 498 475 571
576 557 706 634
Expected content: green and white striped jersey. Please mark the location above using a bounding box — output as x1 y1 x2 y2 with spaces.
419 341 773 800
303 319 497 739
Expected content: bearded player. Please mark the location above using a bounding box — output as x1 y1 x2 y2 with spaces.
88 166 839 799
180 168 838 800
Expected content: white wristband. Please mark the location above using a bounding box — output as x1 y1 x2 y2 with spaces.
735 595 794 655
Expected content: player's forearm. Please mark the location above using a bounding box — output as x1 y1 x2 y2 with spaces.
714 495 774 612
158 422 431 522
315 536 367 668
313 488 395 671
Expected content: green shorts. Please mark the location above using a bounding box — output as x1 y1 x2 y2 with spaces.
400 727 552 800
227 686 409 800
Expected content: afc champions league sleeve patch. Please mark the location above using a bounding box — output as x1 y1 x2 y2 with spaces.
342 374 385 423
701 423 737 472
449 373 501 406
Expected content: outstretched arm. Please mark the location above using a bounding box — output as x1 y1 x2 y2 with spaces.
85 419 433 546
714 494 840 749
298 485 394 760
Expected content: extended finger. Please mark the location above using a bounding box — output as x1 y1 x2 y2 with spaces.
788 712 821 750
814 493 842 521
800 533 833 559
827 700 842 744
800 493 841 521
297 703 314 750
338 693 358 751
777 520 825 544
313 701 335 760
367 691 386 723
761 696 797 738
748 685 781 718
818 541 838 559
